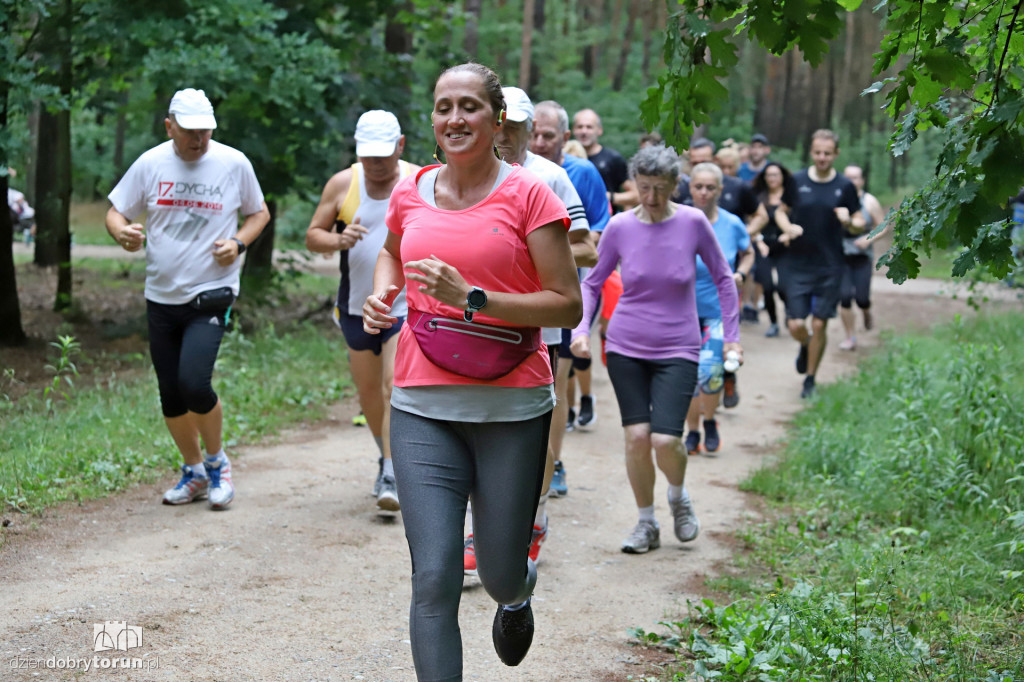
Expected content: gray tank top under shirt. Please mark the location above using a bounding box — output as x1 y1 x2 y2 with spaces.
391 161 555 423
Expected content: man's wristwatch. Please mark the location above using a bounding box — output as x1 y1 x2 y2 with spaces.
464 286 487 322
231 237 247 255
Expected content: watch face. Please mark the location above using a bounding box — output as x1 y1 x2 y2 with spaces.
468 288 487 308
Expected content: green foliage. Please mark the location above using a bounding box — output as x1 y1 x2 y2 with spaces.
0 318 350 513
638 311 1024 680
648 0 1024 283
42 334 80 412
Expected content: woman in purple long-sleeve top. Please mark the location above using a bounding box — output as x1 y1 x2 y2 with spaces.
570 144 742 554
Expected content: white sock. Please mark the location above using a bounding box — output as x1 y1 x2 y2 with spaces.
503 598 530 612
667 484 683 502
382 458 395 478
638 505 656 523
190 463 209 478
204 450 225 464
466 501 473 535
682 487 691 502
373 436 384 456
534 493 548 527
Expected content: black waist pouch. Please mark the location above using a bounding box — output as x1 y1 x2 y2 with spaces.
190 287 236 312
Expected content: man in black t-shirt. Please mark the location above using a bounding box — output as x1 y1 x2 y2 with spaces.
572 108 637 214
781 129 864 398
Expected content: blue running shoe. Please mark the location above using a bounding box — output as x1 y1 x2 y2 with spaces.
550 460 568 497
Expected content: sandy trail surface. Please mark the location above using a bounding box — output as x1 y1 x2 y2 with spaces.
1 257 1003 681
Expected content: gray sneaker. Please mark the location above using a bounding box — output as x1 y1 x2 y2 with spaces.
669 495 700 542
621 519 660 554
376 475 400 512
372 456 383 497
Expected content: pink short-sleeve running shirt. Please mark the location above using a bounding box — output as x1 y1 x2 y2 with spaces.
385 164 570 388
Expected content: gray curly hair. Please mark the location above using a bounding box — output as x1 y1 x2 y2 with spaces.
628 144 682 181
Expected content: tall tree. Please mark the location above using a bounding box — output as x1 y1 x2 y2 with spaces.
33 0 73 311
1 0 60 344
463 0 481 57
520 0 536 90
612 0 639 91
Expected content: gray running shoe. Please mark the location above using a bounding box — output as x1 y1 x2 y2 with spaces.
621 519 661 554
372 456 384 497
376 475 400 512
669 495 700 542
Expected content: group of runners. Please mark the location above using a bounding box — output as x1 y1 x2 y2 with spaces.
104 70 888 680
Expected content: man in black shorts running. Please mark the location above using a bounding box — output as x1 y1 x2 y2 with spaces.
781 129 864 398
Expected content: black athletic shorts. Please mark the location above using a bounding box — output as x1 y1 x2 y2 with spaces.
780 268 841 320
605 352 697 437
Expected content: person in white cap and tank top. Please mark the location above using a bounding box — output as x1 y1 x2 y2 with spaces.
106 88 270 510
306 110 421 513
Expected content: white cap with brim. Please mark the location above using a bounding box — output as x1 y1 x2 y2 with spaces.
501 87 534 123
355 110 402 157
169 89 217 130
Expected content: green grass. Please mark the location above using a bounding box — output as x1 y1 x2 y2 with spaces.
637 312 1024 681
0 268 349 514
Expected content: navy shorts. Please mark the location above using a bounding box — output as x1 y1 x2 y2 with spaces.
334 307 404 355
558 328 592 371
780 268 841 320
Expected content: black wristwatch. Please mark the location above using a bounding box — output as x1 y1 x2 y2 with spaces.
231 237 247 255
464 286 487 322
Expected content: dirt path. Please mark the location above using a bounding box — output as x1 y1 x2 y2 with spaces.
0 268 1009 681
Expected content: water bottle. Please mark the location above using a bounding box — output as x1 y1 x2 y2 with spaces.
723 350 741 373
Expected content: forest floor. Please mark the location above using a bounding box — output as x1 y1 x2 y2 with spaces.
1 242 1018 681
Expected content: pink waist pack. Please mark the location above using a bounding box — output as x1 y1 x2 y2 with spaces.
408 309 541 380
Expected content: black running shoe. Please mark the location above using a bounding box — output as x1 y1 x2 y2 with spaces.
703 419 721 452
801 375 816 399
796 343 809 375
685 430 701 454
566 407 576 432
493 601 534 666
577 394 596 428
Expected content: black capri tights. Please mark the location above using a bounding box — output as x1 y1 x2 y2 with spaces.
147 300 228 418
840 254 873 310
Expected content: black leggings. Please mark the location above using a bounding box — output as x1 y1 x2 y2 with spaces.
840 254 873 309
147 300 228 418
754 251 783 325
390 407 551 682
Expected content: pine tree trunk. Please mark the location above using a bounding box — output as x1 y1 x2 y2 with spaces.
34 0 73 311
612 0 638 91
463 0 481 58
520 0 535 90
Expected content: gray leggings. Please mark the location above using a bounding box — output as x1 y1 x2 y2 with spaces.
390 407 551 682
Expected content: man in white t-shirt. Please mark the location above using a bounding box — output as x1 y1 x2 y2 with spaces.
458 86 595 574
305 110 421 514
106 88 270 510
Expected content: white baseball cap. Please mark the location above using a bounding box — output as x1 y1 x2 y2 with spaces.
501 87 534 124
168 89 217 130
355 110 402 157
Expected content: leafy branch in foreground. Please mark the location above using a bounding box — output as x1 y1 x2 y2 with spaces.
645 0 1024 283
